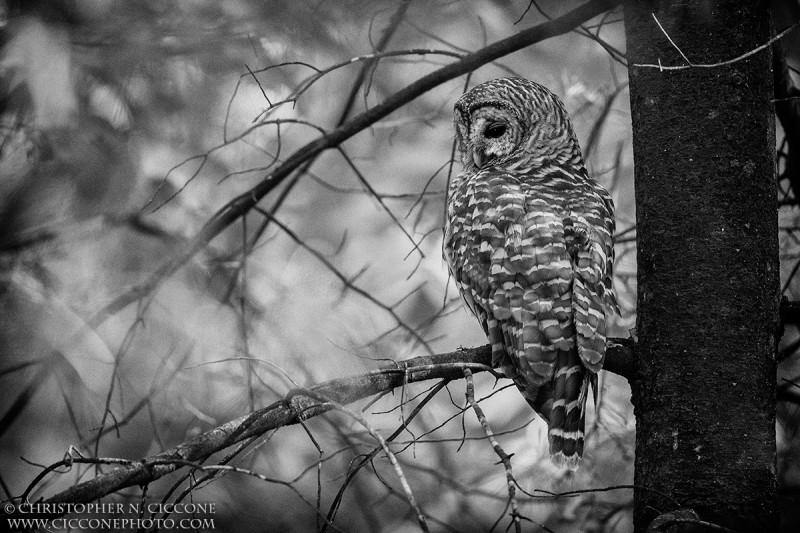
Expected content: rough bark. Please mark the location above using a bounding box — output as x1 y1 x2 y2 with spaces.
624 1 779 531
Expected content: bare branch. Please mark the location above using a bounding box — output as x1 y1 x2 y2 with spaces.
251 49 465 120
634 15 800 71
255 208 434 353
524 1 626 67
583 82 629 160
89 0 624 330
317 397 430 533
323 380 448 531
23 338 632 511
463 368 522 533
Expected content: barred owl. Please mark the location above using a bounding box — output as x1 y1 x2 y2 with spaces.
443 77 617 469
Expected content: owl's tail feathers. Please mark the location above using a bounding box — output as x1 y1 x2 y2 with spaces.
547 348 592 470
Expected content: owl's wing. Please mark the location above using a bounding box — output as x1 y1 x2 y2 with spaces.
565 183 617 373
599 187 619 313
444 181 514 381
443 173 492 335
444 171 576 393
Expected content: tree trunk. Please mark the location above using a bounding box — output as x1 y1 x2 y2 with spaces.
623 1 779 531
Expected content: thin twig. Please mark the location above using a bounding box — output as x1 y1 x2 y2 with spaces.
149 459 347 533
323 380 448 531
318 396 430 533
635 15 800 71
223 0 414 315
27 340 627 511
251 49 464 121
651 14 691 65
463 368 522 533
87 0 623 332
254 207 434 353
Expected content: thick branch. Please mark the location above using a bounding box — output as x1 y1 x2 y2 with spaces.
90 0 623 328
31 338 632 510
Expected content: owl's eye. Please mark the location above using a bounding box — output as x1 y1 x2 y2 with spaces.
484 123 506 139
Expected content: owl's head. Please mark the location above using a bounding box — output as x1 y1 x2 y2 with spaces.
453 77 582 172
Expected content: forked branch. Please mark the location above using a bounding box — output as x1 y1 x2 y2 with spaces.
89 0 623 329
21 339 632 513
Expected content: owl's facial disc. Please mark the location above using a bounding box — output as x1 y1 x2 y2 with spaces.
467 106 519 169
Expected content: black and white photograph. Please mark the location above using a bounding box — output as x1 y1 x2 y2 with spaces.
0 1 797 531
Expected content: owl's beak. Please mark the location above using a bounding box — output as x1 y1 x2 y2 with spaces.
472 149 484 168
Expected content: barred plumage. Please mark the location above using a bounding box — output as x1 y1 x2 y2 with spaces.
444 78 617 469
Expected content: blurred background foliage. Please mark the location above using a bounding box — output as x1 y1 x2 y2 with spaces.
0 0 796 531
